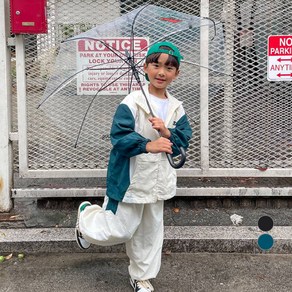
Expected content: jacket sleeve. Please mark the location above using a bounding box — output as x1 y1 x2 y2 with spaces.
110 103 150 157
169 113 192 157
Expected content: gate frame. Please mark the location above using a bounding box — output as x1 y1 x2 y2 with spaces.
10 0 292 200
15 7 292 179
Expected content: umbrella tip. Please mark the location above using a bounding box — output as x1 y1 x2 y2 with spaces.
188 17 196 29
74 139 79 148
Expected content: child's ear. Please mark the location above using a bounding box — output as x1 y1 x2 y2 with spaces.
143 63 148 73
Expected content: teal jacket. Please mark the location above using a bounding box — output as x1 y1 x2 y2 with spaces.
106 86 192 204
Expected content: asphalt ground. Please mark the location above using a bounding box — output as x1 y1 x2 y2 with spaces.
1 252 292 292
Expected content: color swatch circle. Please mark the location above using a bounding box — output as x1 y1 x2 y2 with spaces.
258 216 273 232
257 233 274 251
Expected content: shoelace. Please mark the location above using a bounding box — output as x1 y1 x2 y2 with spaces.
136 280 153 291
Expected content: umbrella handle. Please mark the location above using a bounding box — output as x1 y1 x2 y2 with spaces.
166 146 186 169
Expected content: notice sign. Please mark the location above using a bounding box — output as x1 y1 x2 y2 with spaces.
267 35 292 81
77 37 149 95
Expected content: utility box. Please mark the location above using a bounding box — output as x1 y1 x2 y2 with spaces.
10 0 48 34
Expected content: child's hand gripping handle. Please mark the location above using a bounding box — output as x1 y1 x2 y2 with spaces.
166 147 186 169
148 118 187 169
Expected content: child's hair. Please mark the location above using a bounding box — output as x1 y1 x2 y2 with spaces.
145 45 180 69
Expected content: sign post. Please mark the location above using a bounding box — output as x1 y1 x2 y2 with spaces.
267 35 292 81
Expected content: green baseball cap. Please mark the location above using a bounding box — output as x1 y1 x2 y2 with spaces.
144 42 183 81
146 41 184 64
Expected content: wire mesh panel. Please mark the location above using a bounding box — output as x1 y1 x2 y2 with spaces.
22 0 211 172
15 0 292 176
209 0 292 169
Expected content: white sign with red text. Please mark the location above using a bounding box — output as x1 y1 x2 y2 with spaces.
76 37 149 95
268 35 292 81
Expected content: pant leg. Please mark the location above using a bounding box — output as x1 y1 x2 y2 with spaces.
126 200 164 280
79 196 144 246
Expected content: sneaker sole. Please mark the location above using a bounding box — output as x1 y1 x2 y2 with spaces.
75 227 91 249
75 201 92 249
129 278 154 292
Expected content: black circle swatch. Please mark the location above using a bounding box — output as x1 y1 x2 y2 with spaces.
258 216 273 231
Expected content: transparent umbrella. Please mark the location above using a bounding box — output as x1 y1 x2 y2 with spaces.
38 4 226 168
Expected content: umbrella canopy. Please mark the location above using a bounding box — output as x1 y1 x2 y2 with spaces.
38 4 226 167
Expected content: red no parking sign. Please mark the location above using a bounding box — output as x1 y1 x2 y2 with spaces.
267 35 292 81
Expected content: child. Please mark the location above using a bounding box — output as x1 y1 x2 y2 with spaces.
75 41 192 292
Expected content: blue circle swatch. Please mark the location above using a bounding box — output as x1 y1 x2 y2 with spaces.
257 233 274 250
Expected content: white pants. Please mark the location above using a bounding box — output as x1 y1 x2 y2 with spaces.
79 196 164 280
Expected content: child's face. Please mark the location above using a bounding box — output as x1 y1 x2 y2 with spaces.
143 53 179 92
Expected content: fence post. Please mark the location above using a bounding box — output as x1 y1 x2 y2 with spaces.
0 0 13 212
222 0 235 165
200 0 210 172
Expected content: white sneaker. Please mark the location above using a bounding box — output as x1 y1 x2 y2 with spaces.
75 201 91 249
130 278 154 292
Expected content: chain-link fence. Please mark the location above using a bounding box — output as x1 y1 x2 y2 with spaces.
12 0 292 176
209 0 292 169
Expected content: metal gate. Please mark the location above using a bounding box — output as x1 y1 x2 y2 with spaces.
10 0 292 197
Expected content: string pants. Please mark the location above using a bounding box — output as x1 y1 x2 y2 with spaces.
79 197 164 280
